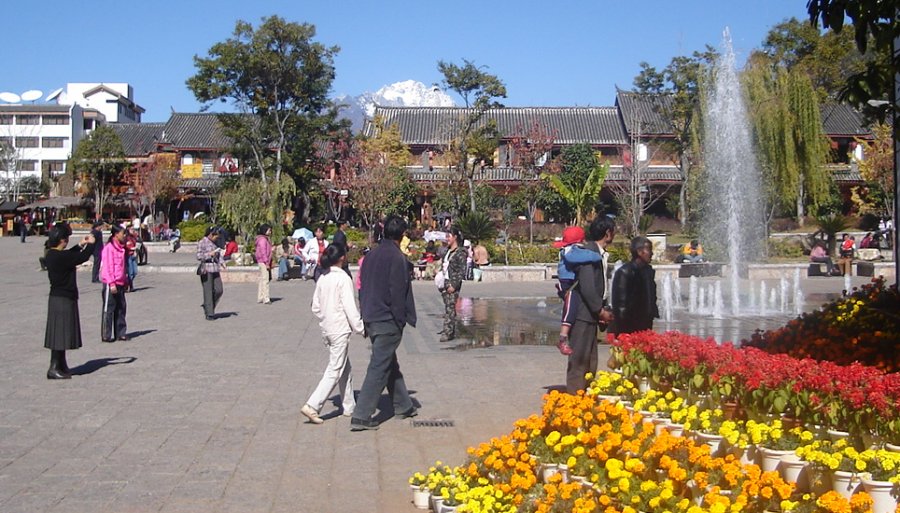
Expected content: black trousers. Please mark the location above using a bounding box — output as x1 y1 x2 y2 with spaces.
200 272 223 316
566 319 598 394
91 254 101 282
101 284 127 340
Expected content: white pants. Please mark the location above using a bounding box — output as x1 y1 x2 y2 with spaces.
306 332 355 415
257 264 270 303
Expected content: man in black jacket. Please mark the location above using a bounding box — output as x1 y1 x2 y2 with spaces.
566 216 616 394
610 236 659 336
352 215 418 430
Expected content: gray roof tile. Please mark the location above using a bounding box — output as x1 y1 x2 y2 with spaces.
163 113 236 149
368 106 626 146
615 91 676 136
820 104 871 137
110 122 165 156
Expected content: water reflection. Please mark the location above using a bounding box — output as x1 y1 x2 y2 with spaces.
450 293 842 351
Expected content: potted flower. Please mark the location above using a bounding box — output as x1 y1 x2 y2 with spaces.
856 449 900 513
408 471 430 509
588 370 638 403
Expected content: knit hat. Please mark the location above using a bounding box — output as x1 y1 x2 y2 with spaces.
553 226 586 248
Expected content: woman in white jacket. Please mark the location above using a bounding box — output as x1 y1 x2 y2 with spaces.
301 244 364 424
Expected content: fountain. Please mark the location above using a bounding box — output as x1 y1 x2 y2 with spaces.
700 28 765 315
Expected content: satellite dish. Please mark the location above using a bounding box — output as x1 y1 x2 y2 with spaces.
0 92 21 103
21 90 42 102
45 88 63 102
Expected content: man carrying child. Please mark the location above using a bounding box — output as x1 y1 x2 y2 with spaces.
554 217 617 395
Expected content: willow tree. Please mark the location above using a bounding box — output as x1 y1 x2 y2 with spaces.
745 55 831 225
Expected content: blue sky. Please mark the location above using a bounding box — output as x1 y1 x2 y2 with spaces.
4 0 811 122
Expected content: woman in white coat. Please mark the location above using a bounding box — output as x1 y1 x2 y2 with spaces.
301 244 364 424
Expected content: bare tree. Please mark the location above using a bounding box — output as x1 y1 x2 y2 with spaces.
509 120 556 243
0 140 19 202
607 115 675 236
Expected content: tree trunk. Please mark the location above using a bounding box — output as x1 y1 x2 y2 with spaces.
797 180 806 227
528 202 535 244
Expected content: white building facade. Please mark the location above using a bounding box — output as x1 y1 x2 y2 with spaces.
0 104 97 188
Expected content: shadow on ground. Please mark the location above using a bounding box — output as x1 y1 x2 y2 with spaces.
71 357 137 375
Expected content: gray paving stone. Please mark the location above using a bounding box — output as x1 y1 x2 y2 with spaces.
1 236 870 512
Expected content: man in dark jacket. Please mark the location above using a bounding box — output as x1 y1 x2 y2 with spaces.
352 215 418 430
566 216 616 394
610 236 659 336
90 221 105 283
332 220 352 276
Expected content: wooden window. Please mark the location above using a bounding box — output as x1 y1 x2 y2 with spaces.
42 115 69 125
42 161 65 173
16 160 36 171
15 137 38 148
41 137 66 148
16 115 39 125
0 115 12 125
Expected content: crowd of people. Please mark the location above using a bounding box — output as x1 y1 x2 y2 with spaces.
39 211 662 428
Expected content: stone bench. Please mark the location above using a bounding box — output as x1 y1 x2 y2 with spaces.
807 262 829 277
856 261 876 277
678 262 723 278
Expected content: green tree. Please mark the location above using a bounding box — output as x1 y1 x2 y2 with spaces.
67 125 126 220
806 0 896 113
745 54 832 226
542 145 608 225
761 17 870 104
632 47 718 229
438 59 507 212
187 15 341 226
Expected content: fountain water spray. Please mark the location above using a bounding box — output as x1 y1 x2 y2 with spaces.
702 29 765 315
793 268 804 316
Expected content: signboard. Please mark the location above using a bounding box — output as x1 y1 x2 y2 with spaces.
181 163 203 179
218 156 240 174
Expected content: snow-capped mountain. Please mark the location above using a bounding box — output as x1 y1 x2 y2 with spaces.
336 80 456 132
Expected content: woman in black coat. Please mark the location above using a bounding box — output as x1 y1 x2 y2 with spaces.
44 224 95 379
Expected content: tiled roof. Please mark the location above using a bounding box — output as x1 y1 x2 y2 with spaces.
180 177 223 190
111 122 164 156
827 165 864 183
615 91 676 136
405 165 684 184
820 104 871 137
368 106 627 146
163 113 237 149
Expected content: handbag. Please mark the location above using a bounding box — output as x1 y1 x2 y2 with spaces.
434 270 446 290
196 263 205 276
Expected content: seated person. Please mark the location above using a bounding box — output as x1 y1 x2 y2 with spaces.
274 238 292 280
292 238 306 274
809 240 838 276
416 241 438 279
859 232 874 249
837 233 855 276
681 240 705 263
223 236 239 260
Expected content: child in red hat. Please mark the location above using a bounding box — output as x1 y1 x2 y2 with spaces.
554 226 602 355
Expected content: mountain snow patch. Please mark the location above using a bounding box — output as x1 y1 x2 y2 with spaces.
337 80 456 132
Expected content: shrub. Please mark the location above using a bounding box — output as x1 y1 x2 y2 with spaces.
768 238 804 258
456 211 497 243
178 219 212 242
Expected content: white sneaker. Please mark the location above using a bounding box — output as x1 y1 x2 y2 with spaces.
301 404 324 424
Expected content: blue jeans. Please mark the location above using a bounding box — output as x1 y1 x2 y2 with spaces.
127 256 138 285
277 257 289 279
352 320 414 422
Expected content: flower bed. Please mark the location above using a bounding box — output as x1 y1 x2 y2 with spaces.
741 278 900 373
611 331 900 446
411 388 880 513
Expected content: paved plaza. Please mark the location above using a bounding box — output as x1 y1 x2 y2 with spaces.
0 236 884 513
